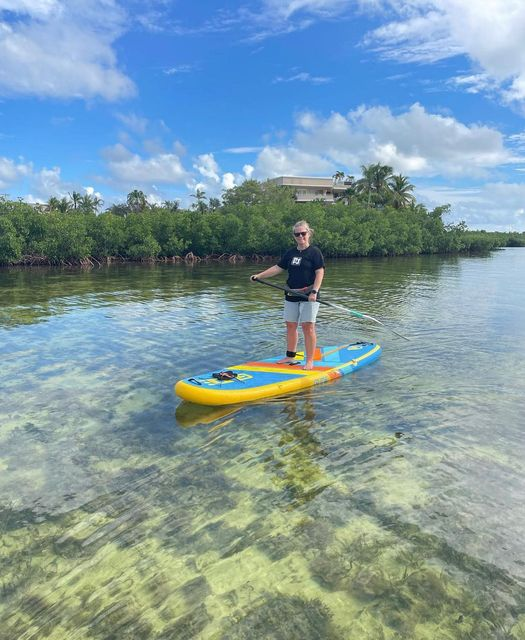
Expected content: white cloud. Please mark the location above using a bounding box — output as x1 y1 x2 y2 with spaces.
0 0 59 18
418 182 525 231
173 140 187 156
103 144 189 184
363 0 525 105
103 143 132 163
508 132 525 149
83 185 103 200
30 166 68 199
0 1 135 100
254 103 522 180
449 74 498 95
185 158 257 204
363 8 461 63
273 71 332 84
224 146 264 154
238 0 351 40
115 113 148 134
1 153 106 202
255 145 333 178
164 64 194 75
143 138 165 155
168 2 319 42
0 155 31 188
262 0 350 20
222 172 236 190
194 153 221 183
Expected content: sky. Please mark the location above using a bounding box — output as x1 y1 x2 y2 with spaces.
1 0 525 231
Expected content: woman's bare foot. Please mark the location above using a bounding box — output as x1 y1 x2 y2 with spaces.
276 356 297 364
302 361 314 370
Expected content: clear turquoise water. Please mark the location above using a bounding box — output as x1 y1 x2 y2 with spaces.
1 250 524 639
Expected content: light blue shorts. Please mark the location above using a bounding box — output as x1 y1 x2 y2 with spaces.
284 301 320 324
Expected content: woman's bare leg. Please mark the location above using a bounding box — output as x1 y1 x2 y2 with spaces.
277 322 299 363
302 322 316 370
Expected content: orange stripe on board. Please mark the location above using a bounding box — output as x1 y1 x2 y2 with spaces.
243 361 333 371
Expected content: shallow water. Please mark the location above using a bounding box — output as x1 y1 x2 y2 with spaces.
1 250 525 639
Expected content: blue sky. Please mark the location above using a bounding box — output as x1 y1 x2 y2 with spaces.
1 0 525 230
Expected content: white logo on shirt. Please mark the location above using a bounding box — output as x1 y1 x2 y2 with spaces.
291 257 302 266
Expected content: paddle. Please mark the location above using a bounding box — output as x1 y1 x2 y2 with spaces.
251 276 410 341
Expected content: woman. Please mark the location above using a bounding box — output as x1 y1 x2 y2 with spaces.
251 220 325 370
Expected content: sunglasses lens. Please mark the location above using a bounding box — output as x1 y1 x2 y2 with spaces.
294 231 307 237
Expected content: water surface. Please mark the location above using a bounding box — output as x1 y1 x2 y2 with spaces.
1 251 525 639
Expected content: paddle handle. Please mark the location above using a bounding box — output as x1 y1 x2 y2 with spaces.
251 276 312 300
252 276 410 341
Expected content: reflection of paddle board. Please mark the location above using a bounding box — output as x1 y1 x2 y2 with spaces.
175 401 242 428
175 342 381 406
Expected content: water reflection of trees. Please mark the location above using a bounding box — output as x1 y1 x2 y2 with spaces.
0 255 456 328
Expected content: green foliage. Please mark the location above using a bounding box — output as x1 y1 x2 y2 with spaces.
78 193 103 215
388 174 416 209
222 179 296 209
190 188 208 213
88 212 126 257
146 207 188 256
126 189 149 213
33 212 93 262
123 213 160 259
221 179 264 207
506 233 525 247
355 163 394 207
1 176 522 266
0 216 23 264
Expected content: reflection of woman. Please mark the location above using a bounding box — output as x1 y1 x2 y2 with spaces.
251 220 325 370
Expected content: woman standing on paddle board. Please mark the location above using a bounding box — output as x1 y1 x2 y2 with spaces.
250 220 325 370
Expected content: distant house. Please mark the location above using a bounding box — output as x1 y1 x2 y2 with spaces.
268 176 351 203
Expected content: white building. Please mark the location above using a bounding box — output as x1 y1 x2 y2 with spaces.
268 176 351 203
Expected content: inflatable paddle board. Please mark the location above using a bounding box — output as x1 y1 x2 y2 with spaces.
175 341 381 406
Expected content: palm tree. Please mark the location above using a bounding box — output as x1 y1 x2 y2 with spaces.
163 200 180 212
78 193 103 214
208 197 221 211
355 163 394 208
69 191 82 210
191 189 208 213
388 174 416 209
333 174 356 204
92 195 104 211
47 196 71 213
106 203 130 217
332 170 345 184
46 196 61 212
127 190 148 213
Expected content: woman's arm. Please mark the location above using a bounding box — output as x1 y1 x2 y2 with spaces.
308 267 325 300
250 264 285 280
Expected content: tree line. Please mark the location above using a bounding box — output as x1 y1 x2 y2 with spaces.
0 164 523 266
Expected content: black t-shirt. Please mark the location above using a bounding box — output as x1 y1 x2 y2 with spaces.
277 245 325 302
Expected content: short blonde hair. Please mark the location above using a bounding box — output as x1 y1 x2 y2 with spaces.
293 220 313 236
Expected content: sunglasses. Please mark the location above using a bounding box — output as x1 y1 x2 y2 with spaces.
294 231 308 237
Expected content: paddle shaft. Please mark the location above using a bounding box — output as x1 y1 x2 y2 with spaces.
252 277 410 341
